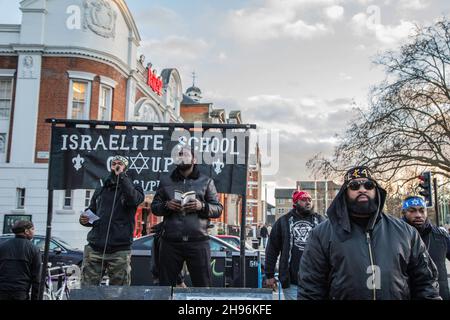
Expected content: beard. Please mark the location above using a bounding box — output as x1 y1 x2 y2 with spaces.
177 163 193 171
347 195 378 216
296 205 313 216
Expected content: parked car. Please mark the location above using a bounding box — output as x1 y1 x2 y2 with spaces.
215 234 266 276
0 234 83 267
131 234 262 288
215 235 254 251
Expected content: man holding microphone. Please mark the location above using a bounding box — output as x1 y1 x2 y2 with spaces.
79 155 144 286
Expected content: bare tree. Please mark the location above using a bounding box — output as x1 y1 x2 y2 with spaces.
308 17 450 187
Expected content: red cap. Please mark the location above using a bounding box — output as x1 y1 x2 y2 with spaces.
292 190 312 208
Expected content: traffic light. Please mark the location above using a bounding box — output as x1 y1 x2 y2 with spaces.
418 171 433 207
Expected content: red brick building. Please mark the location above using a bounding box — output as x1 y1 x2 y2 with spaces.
0 0 184 247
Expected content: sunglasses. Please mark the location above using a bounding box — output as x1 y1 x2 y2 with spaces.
347 180 376 191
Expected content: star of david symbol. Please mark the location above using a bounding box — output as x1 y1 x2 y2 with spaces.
411 199 420 206
129 152 149 174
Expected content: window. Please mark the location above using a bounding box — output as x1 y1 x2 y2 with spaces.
16 188 25 209
63 190 73 209
0 133 5 153
70 81 89 120
85 190 92 207
98 85 112 120
0 78 13 119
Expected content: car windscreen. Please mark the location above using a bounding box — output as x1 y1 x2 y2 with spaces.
52 237 78 250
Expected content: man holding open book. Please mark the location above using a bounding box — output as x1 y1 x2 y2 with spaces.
151 147 223 287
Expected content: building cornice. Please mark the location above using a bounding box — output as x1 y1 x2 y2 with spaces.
11 44 45 53
0 24 21 33
20 8 47 14
67 70 96 81
0 69 16 77
100 75 118 88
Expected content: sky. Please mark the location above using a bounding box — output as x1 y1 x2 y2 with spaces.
1 0 450 204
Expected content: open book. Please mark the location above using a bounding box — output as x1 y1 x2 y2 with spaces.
174 190 197 206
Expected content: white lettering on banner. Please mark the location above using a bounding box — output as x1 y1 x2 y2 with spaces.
80 135 92 151
59 134 167 152
107 156 173 175
134 180 160 192
132 135 139 151
177 136 240 155
61 135 68 150
120 135 129 150
109 135 119 150
94 136 107 150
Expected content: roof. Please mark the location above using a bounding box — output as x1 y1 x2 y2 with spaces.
160 68 181 86
20 0 141 42
181 94 199 105
274 188 296 199
186 86 202 94
210 109 225 117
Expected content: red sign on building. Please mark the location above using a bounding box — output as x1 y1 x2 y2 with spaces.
147 68 163 96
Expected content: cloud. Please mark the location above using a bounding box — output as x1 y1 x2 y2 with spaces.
339 72 353 81
225 0 338 41
133 6 179 27
351 11 416 46
202 90 354 183
218 52 228 62
324 5 344 21
398 0 430 10
139 36 210 65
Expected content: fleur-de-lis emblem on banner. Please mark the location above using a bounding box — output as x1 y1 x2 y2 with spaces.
213 158 225 175
72 154 85 171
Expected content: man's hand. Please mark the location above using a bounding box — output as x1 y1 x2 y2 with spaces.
167 199 182 212
265 278 278 291
183 199 203 213
79 214 89 226
113 164 125 176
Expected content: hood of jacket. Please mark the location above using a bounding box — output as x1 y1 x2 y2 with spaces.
326 179 387 236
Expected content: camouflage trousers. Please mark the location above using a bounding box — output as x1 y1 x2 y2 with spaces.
81 245 131 287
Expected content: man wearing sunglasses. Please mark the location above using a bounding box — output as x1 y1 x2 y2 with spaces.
79 155 144 287
402 196 450 300
298 166 440 300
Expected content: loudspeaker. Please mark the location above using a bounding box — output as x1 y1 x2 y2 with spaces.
69 286 172 300
172 287 274 300
231 251 260 288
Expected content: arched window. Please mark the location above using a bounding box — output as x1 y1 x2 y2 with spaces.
134 100 162 122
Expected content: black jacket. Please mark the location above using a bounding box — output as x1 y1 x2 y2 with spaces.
260 226 269 238
151 165 223 242
265 209 325 288
83 173 145 253
298 183 441 300
0 236 42 300
403 217 450 300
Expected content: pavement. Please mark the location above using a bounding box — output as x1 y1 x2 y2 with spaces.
447 260 450 288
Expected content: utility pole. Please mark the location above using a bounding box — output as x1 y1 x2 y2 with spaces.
434 178 440 227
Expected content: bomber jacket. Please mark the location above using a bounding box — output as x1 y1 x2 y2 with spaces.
82 173 145 253
151 165 223 242
298 183 441 300
0 236 42 300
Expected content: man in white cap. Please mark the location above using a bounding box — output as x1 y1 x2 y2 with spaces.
79 155 144 286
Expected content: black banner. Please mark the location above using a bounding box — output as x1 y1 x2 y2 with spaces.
48 126 249 195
